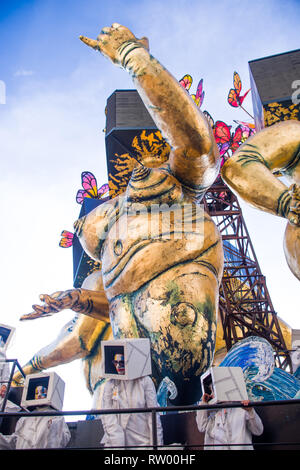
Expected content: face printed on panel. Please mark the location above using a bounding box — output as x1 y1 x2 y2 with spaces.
113 354 125 375
35 386 47 400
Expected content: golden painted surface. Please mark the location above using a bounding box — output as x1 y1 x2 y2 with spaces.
16 24 223 406
221 120 300 281
15 25 300 407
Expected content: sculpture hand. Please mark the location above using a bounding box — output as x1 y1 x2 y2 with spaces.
12 363 37 386
79 23 149 65
20 289 80 321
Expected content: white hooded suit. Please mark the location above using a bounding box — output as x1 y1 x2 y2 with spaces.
100 376 163 448
196 406 263 450
0 406 71 449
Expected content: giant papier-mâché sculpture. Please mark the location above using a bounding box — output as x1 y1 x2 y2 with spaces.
14 24 300 408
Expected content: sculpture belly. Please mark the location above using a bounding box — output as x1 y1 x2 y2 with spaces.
102 207 222 300
102 207 223 404
108 260 220 405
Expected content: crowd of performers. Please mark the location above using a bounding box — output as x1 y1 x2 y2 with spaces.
0 324 263 450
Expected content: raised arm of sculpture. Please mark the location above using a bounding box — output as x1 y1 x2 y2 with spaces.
20 23 221 323
80 23 220 191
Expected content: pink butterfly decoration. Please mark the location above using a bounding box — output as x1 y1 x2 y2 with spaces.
179 74 193 91
179 75 204 108
76 171 109 205
59 230 74 248
191 79 205 108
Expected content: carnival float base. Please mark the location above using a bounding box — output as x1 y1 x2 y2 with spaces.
1 397 300 450
66 405 300 451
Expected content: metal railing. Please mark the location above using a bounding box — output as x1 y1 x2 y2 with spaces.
1 359 300 450
1 396 300 450
0 358 25 412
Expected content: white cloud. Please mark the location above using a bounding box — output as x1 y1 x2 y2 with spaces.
14 69 34 77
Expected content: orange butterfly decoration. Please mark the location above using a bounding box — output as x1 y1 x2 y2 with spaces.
213 121 243 157
228 71 251 108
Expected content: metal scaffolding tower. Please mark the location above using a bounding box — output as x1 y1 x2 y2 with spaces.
203 176 291 370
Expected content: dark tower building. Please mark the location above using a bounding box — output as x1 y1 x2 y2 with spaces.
249 48 300 131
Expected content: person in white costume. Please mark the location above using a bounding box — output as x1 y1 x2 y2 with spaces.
0 335 20 414
196 388 263 450
100 353 164 448
0 385 71 450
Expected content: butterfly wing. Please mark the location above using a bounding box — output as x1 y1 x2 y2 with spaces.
233 71 242 94
81 171 99 198
59 230 74 248
203 110 215 128
214 121 232 144
76 189 86 205
234 120 256 129
230 125 243 152
191 79 205 107
239 88 251 106
218 142 231 156
179 74 193 91
228 88 239 107
231 72 250 106
98 183 109 198
214 121 232 156
76 171 99 204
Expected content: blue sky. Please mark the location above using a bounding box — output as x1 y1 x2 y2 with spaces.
0 0 299 413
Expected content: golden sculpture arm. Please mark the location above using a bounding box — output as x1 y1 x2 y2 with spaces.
20 288 110 322
221 121 300 225
80 24 219 191
14 272 111 386
12 314 88 385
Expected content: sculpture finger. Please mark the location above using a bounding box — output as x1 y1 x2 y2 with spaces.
100 27 111 34
19 299 57 320
40 291 63 302
79 35 99 50
42 295 63 311
20 307 52 321
138 36 149 51
33 303 55 314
